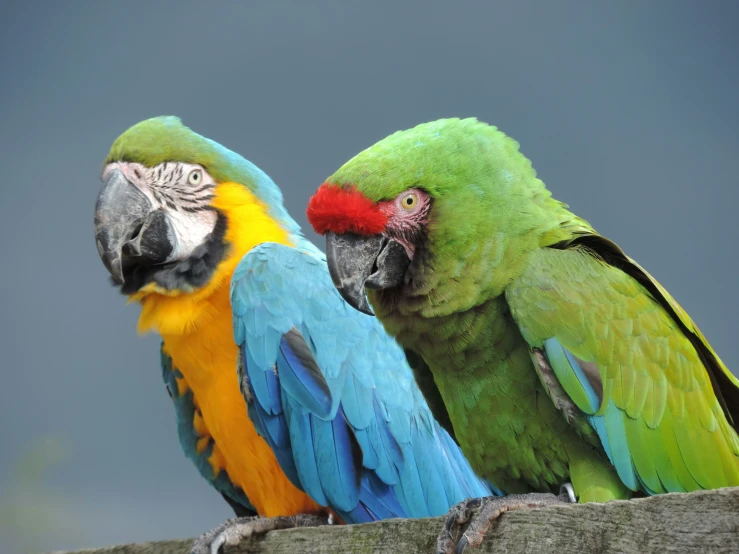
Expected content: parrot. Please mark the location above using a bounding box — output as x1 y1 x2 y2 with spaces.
93 116 498 553
306 117 739 553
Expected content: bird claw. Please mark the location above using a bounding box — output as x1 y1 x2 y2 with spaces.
560 482 577 503
190 513 332 554
435 485 577 554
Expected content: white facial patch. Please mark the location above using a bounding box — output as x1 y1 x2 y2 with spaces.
166 204 218 262
106 161 219 262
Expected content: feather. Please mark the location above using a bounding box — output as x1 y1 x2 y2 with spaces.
230 242 496 522
287 405 329 507
604 401 638 491
543 338 600 414
276 328 332 418
160 346 257 514
312 408 362 512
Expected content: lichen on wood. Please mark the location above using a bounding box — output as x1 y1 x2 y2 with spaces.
50 486 739 554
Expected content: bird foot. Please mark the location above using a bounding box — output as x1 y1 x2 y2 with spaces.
436 484 577 554
190 513 333 554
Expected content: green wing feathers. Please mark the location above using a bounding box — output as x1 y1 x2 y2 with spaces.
507 238 739 496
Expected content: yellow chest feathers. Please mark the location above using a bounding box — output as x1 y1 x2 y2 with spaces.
134 182 292 335
133 182 321 517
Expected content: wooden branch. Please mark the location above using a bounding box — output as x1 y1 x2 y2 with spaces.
51 486 739 554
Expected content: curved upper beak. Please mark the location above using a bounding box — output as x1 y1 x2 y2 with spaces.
94 168 174 285
325 232 411 316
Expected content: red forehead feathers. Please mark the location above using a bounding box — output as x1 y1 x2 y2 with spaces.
307 183 388 236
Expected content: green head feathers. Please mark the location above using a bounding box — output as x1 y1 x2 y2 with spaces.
106 116 299 235
336 118 591 255
328 118 540 201
312 118 595 315
107 116 224 173
328 118 584 238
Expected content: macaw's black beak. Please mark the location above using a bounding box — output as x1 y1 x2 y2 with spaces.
325 232 411 316
94 168 174 285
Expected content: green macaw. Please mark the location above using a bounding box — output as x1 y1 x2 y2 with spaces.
306 117 739 553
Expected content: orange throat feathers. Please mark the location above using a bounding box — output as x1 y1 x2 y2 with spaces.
133 182 321 517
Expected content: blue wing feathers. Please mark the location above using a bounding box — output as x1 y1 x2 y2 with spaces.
373 395 405 474
287 405 330 506
312 407 362 512
340 372 375 430
543 337 669 494
260 404 288 447
586 414 615 466
231 243 496 522
412 421 457 512
363 473 406 517
364 417 399 486
277 330 333 417
244 349 277 415
544 337 601 414
353 427 379 470
396 447 431 517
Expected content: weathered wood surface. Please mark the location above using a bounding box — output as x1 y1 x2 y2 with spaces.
51 486 739 554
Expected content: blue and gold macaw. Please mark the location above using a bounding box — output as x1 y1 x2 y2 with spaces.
94 117 499 552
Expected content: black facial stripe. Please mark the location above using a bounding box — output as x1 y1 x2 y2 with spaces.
117 209 229 295
179 196 202 205
182 184 214 195
171 192 215 213
180 192 214 202
164 167 175 185
147 164 217 213
181 205 215 214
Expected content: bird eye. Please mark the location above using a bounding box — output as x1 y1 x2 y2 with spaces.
400 192 418 211
188 169 202 186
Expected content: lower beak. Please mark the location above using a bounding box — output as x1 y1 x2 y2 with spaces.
94 168 174 285
325 232 411 315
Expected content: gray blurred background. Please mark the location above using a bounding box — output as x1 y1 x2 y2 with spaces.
1 1 737 552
